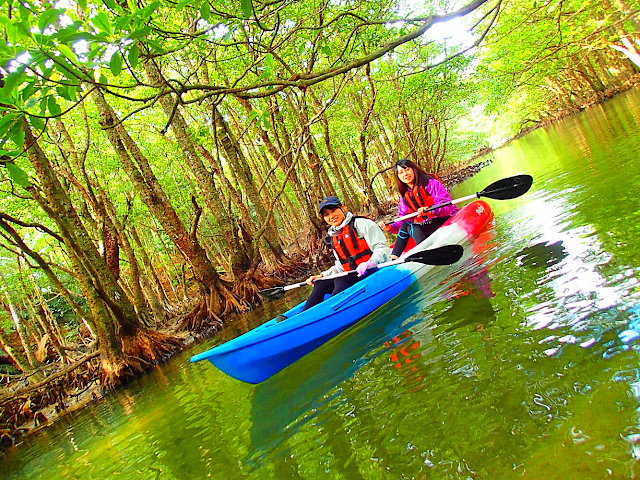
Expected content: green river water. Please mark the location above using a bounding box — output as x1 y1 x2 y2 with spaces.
2 88 640 479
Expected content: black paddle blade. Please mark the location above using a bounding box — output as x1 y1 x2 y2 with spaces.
406 244 464 266
258 286 286 300
479 174 533 200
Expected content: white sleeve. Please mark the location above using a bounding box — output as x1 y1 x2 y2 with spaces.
354 218 391 265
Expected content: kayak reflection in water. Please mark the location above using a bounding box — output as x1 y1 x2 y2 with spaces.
384 267 496 379
302 195 391 311
379 158 459 260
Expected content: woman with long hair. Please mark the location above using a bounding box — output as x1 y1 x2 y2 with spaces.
380 158 459 259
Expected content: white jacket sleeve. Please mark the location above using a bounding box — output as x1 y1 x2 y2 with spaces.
353 218 390 266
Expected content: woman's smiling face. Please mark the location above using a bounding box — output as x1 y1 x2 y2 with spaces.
322 206 346 227
397 165 415 186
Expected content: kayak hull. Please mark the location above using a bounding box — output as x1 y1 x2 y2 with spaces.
190 200 493 383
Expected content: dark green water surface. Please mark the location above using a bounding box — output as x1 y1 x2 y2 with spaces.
3 88 640 479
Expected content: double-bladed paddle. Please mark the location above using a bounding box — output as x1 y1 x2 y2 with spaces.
385 174 533 225
259 244 464 300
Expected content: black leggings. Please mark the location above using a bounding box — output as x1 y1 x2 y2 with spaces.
303 274 364 311
391 217 448 257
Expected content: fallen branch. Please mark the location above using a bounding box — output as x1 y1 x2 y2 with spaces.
0 350 101 407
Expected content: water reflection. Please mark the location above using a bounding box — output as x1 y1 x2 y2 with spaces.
516 241 568 269
248 258 498 468
248 282 432 466
439 268 496 333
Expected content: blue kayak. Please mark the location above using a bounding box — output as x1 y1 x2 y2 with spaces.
191 200 493 383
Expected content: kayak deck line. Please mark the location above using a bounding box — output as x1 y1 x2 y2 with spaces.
190 200 494 383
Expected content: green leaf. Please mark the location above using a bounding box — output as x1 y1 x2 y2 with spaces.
92 12 113 34
114 15 132 31
129 26 152 39
58 44 79 63
65 75 81 87
128 44 139 68
146 39 164 54
1 70 26 99
222 29 234 42
103 0 118 10
87 45 103 62
20 79 40 102
140 1 161 18
38 8 63 32
240 0 251 19
48 96 62 116
257 68 271 81
0 113 18 139
24 97 38 109
54 61 87 83
57 28 91 45
99 73 108 85
320 46 332 56
110 50 123 76
10 122 25 148
5 22 19 44
28 115 45 131
200 1 210 21
56 85 74 101
264 53 274 69
0 150 21 157
6 162 31 188
39 96 48 115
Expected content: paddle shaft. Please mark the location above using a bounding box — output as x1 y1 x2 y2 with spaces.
271 245 463 296
283 256 405 291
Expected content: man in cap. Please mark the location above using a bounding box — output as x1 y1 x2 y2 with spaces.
301 195 390 311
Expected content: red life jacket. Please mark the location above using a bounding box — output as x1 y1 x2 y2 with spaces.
331 216 372 272
403 183 434 223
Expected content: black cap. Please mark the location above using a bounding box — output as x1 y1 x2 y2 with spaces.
318 195 342 213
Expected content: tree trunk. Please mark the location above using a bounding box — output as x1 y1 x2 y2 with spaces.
238 96 324 232
211 105 288 268
23 122 139 330
0 216 93 324
130 225 170 311
21 119 182 385
89 88 242 317
143 59 252 281
99 188 154 325
3 294 40 370
604 0 640 68
0 328 30 374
